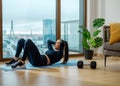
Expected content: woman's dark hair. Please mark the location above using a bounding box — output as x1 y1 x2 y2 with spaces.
61 40 69 64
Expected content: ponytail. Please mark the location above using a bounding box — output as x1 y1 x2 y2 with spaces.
62 40 69 64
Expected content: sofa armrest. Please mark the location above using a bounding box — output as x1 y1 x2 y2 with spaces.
103 26 110 43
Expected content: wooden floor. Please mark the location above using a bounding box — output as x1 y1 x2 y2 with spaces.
0 56 120 86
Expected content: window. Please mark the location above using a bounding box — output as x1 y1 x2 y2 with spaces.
2 0 56 58
1 0 85 59
61 0 84 54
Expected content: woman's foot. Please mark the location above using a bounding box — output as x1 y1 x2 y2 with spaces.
5 58 18 66
11 60 26 69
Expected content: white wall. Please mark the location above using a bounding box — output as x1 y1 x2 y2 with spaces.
87 0 120 25
105 0 120 24
87 0 120 55
87 0 97 31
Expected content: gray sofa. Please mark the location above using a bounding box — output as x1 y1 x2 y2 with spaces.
103 26 120 66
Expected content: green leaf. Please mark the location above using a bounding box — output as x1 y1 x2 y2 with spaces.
89 38 96 47
93 18 105 29
83 29 91 40
92 30 101 37
93 37 103 48
78 26 86 34
82 40 90 50
79 25 91 40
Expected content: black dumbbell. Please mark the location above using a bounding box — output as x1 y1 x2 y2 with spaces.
90 61 97 69
77 60 97 69
77 60 84 68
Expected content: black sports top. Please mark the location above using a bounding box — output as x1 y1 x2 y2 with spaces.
45 40 65 64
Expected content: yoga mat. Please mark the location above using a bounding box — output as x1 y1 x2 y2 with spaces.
0 60 78 71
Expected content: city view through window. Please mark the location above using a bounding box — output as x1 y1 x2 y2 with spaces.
2 0 84 58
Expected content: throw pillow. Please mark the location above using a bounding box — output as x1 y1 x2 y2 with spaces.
109 23 120 44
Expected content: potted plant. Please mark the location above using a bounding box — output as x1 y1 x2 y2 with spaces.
78 18 105 59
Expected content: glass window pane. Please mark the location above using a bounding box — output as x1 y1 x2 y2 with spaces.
2 0 56 58
61 0 84 54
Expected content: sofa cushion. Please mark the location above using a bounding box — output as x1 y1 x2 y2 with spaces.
109 23 120 44
104 42 120 51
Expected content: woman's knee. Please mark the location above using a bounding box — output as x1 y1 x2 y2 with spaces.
25 39 33 45
18 38 25 45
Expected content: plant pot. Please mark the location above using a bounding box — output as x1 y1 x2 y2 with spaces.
83 50 94 59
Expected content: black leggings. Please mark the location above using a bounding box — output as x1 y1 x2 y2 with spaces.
15 38 47 66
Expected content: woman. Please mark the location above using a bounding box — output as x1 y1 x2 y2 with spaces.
5 38 69 69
